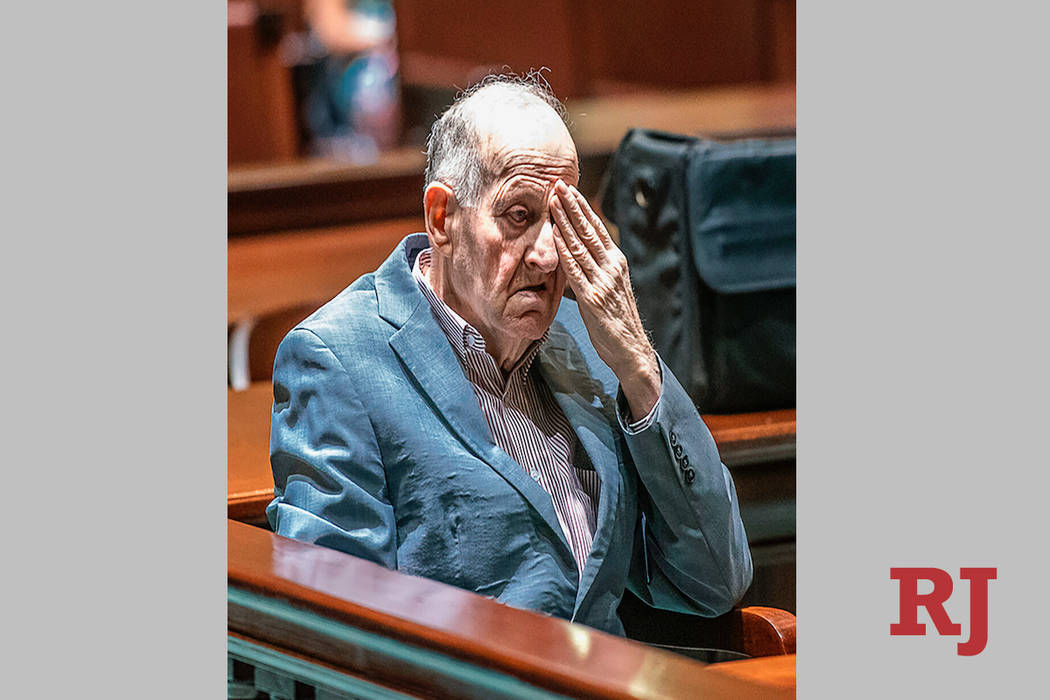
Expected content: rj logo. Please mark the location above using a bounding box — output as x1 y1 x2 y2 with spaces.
890 567 997 656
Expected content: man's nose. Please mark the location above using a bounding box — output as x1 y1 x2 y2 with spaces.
525 217 559 273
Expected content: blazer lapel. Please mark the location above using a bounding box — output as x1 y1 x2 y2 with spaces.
378 237 573 557
537 323 624 609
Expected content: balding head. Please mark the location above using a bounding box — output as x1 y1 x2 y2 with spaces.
424 74 576 208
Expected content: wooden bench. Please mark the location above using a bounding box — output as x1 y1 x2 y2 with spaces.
228 216 418 324
229 519 796 699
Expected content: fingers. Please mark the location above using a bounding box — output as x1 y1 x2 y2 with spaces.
551 225 589 291
567 185 614 248
550 193 599 281
551 180 610 266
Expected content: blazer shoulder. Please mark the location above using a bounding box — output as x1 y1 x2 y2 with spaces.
281 277 391 362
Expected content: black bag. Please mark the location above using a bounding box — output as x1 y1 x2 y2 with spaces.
601 129 795 413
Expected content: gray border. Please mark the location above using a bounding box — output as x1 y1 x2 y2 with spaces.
6 2 226 696
798 3 1050 696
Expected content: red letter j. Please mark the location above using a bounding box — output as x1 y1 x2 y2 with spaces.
957 567 996 656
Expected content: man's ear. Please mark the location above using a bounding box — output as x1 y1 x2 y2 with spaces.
424 182 458 255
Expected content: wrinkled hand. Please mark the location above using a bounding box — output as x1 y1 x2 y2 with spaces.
549 180 661 420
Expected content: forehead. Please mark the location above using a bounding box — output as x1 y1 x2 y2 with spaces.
474 104 579 194
485 150 579 203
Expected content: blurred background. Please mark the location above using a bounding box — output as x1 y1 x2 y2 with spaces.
228 0 797 621
228 0 794 167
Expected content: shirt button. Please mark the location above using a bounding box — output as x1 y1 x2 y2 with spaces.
680 455 689 470
673 444 683 460
684 468 695 484
669 431 678 447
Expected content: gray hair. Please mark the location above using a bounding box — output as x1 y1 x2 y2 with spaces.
424 72 570 207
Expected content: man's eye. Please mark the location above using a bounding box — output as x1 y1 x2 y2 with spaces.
507 208 531 224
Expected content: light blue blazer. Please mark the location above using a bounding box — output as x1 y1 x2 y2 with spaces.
267 234 752 635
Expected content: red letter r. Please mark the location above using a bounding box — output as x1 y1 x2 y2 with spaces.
890 567 961 636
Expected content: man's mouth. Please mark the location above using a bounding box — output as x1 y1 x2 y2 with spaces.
513 274 552 295
518 282 547 294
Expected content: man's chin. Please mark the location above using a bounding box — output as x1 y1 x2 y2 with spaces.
506 304 559 339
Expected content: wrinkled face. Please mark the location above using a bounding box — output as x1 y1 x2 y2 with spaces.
446 110 579 362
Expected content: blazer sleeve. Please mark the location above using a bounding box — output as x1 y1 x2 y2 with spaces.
620 355 753 616
266 328 398 569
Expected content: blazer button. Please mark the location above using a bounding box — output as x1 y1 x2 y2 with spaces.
684 468 695 484
669 431 678 447
673 444 683 460
680 455 689 470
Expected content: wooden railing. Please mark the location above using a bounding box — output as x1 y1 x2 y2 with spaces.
228 520 795 699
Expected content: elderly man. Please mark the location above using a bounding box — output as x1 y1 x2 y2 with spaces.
267 75 752 635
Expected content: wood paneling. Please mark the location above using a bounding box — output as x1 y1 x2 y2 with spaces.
228 0 300 164
578 1 766 93
392 1 795 98
762 0 796 83
394 0 586 98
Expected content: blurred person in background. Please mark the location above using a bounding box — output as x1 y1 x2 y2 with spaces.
295 0 401 162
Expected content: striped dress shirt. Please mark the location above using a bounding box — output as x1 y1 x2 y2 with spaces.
412 249 602 576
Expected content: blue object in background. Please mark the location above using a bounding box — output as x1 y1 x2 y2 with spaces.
301 0 401 162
